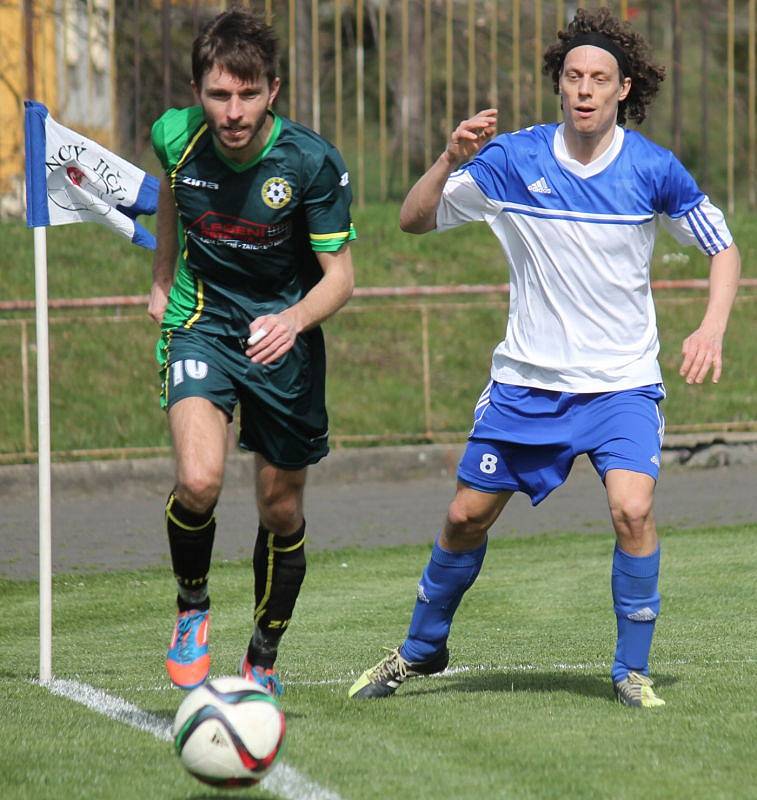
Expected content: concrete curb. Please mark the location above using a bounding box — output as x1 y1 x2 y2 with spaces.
1 433 756 496
0 444 463 495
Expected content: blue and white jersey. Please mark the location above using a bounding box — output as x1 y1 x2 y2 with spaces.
437 123 733 392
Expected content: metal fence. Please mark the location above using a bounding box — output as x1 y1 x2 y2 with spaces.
2 284 756 463
12 0 757 211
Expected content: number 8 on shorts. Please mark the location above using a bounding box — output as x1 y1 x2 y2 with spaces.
479 453 498 474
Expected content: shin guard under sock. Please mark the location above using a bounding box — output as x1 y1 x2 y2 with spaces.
166 491 215 612
401 536 488 663
249 522 306 667
611 544 661 682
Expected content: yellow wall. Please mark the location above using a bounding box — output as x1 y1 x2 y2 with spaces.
0 0 114 202
0 4 28 197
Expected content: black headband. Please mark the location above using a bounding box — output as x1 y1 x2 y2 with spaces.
561 32 631 78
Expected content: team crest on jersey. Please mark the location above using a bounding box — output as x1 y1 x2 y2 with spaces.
261 176 292 209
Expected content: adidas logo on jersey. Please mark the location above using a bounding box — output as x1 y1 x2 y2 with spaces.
527 177 552 194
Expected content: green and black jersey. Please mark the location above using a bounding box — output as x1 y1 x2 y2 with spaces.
151 106 356 340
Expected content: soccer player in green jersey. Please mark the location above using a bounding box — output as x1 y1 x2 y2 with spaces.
149 9 356 694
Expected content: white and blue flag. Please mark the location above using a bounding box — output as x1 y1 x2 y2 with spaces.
24 100 158 249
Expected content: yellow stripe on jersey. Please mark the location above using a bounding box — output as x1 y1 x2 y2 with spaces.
160 329 174 409
184 278 204 329
168 126 207 328
169 123 209 189
309 223 357 252
309 231 350 241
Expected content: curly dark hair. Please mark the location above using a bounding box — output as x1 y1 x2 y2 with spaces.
542 7 665 126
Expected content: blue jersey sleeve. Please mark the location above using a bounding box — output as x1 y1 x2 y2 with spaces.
437 135 512 230
652 151 732 255
462 136 511 202
654 152 705 218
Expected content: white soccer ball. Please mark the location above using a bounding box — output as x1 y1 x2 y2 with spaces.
172 676 286 788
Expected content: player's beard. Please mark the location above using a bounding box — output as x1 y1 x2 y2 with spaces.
209 109 270 157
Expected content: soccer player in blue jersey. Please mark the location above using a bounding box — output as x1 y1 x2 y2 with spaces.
349 7 741 707
150 10 355 694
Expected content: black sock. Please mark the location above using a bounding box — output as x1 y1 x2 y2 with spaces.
165 490 215 612
249 521 307 667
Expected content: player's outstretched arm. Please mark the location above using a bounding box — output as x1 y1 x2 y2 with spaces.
679 243 741 384
148 174 179 325
399 109 498 235
246 245 355 365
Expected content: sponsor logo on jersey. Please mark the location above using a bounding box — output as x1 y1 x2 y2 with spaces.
187 211 292 250
179 175 220 191
527 177 552 194
261 176 293 209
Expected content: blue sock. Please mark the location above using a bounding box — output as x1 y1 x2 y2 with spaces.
611 544 661 683
400 536 487 663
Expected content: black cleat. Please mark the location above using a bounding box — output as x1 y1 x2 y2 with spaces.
348 646 450 699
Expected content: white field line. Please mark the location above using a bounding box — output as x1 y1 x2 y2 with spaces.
286 656 757 686
85 656 757 692
46 678 173 740
41 678 344 800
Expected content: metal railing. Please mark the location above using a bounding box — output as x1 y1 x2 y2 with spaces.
2 280 756 463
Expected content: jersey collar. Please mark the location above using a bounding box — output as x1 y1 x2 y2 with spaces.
212 111 282 172
553 123 625 179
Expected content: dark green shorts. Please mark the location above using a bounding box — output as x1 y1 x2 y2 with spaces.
157 326 329 470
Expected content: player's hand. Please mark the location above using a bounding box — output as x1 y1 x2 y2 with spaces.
246 309 301 365
444 109 498 167
679 323 726 384
148 281 170 325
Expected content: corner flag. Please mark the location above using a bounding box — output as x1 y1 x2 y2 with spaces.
24 100 158 249
23 100 159 683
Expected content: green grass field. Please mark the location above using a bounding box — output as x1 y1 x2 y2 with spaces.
1 210 756 457
2 205 756 299
2 297 756 456
3 523 756 799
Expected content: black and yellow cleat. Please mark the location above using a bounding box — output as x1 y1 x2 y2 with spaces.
348 646 450 699
613 671 666 708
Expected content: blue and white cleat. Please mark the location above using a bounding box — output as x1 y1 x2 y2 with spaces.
166 608 210 690
239 653 284 697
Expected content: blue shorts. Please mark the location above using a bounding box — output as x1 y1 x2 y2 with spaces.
457 381 665 505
